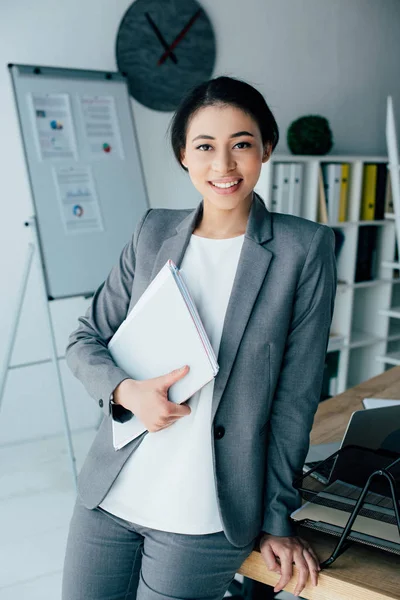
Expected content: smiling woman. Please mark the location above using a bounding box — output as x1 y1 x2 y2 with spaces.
62 76 336 600
169 76 279 237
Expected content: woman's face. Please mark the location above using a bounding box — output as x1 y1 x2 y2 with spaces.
180 104 270 211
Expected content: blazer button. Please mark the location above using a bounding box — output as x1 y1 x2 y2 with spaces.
214 425 225 440
99 399 104 408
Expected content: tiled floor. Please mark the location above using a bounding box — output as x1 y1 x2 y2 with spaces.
0 430 296 600
0 429 96 599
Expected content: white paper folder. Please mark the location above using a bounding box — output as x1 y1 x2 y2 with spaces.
108 260 219 450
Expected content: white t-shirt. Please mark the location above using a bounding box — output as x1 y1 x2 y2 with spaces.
100 233 245 534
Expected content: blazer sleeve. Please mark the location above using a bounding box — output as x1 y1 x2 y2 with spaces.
261 224 337 537
65 209 151 418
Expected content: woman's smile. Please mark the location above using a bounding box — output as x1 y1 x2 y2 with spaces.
208 178 243 194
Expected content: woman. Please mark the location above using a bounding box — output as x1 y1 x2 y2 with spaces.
62 76 336 600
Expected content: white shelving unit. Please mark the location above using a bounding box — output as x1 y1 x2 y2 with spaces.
255 154 399 394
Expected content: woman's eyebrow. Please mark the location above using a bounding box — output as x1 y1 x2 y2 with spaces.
191 131 255 142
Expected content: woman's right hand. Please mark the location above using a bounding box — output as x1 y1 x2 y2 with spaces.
112 366 191 433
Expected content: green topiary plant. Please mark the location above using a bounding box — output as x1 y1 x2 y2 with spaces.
287 115 333 155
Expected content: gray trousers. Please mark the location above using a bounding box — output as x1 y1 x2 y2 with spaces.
62 497 256 600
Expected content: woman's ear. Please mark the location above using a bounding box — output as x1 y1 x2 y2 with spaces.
180 149 187 169
262 143 272 163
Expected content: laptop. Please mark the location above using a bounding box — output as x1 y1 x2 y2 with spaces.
293 405 400 553
303 404 400 482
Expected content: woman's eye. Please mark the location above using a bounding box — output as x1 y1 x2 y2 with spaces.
196 141 252 151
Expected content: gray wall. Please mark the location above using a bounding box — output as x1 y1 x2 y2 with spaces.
1 0 399 444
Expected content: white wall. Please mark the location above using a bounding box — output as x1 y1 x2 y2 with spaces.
1 0 400 444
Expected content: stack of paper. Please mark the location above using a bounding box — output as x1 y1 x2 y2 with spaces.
362 398 400 410
108 260 219 450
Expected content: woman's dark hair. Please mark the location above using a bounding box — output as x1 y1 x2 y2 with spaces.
169 76 279 171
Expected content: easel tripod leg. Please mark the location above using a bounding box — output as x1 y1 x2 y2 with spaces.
0 234 78 490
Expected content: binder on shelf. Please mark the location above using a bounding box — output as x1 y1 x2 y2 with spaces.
374 163 388 220
385 169 394 215
287 163 303 216
338 164 350 222
292 445 400 567
355 225 378 282
270 164 280 212
317 166 328 224
108 260 219 450
360 164 378 220
270 163 291 213
321 163 342 224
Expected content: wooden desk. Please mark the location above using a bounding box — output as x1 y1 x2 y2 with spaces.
238 367 400 600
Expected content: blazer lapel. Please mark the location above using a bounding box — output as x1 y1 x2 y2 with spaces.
211 195 273 422
150 202 203 281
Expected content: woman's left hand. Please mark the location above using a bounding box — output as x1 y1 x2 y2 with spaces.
259 533 320 597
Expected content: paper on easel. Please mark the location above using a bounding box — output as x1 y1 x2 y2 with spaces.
108 260 219 450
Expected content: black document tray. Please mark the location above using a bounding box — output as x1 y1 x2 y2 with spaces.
293 444 400 567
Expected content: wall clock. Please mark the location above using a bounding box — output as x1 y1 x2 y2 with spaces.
116 0 216 111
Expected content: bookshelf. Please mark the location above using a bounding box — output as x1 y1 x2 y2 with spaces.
255 154 399 395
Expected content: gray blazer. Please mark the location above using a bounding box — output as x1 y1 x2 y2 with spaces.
66 193 337 548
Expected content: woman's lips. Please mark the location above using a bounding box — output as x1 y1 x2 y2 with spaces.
208 179 243 195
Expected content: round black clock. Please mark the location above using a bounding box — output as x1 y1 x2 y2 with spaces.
116 0 216 111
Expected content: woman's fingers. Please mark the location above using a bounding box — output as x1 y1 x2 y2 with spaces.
262 543 281 574
305 544 321 570
292 551 310 597
302 548 319 587
274 551 293 593
260 535 320 596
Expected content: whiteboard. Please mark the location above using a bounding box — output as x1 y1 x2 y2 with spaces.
9 64 149 299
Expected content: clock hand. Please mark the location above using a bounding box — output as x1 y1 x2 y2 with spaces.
158 8 202 66
145 12 178 64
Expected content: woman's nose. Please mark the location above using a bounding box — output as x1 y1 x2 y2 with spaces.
212 150 236 173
